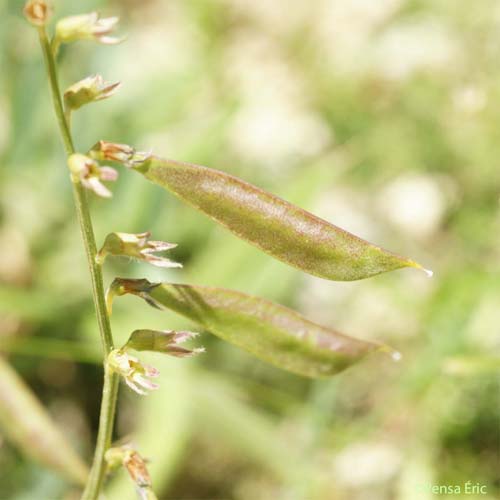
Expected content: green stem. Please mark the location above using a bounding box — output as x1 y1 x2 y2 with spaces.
37 27 119 500
83 366 119 499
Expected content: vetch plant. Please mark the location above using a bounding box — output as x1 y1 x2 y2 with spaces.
23 2 431 498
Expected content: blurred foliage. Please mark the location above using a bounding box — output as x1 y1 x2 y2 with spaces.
0 0 499 499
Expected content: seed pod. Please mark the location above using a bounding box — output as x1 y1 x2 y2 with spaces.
131 156 430 281
108 278 397 378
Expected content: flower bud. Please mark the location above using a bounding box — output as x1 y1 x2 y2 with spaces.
64 75 120 111
125 329 204 357
108 349 159 396
67 153 118 198
97 231 182 268
23 0 51 27
55 12 123 45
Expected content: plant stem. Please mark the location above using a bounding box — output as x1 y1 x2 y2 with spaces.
37 27 119 500
83 365 119 499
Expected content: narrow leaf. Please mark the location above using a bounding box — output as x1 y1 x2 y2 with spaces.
132 156 430 281
109 278 395 378
0 357 88 484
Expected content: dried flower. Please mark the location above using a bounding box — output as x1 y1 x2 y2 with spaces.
126 329 205 357
67 153 118 198
97 231 181 268
23 0 51 26
91 141 135 163
105 446 156 499
90 140 151 167
107 349 159 396
123 449 152 489
105 278 153 315
64 75 121 111
55 12 123 46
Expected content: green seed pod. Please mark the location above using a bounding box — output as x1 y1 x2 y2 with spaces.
130 156 431 281
108 278 398 378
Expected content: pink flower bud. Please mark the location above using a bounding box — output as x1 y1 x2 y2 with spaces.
108 349 160 396
64 75 121 111
67 154 118 198
55 12 123 46
97 231 182 268
82 176 112 198
125 329 205 357
98 166 119 182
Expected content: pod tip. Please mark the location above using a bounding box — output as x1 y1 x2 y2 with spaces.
408 260 433 278
391 350 402 362
423 268 433 278
378 345 402 362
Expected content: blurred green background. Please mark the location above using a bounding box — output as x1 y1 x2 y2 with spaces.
1 0 499 499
